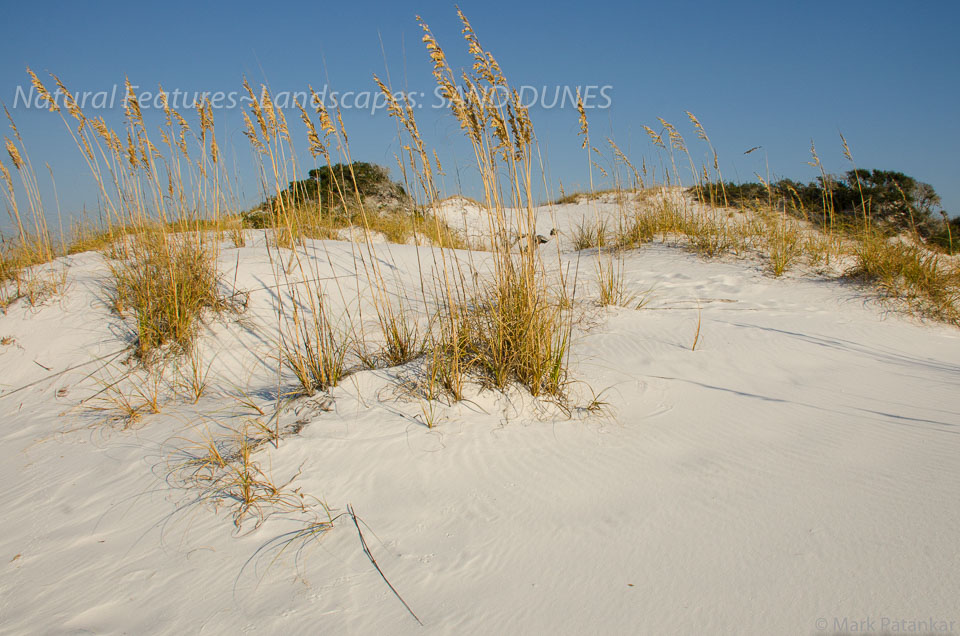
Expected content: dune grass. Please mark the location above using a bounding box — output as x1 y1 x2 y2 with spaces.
564 114 959 322
171 423 322 530
15 71 241 361
262 198 466 250
376 11 575 401
278 286 348 396
1 117 68 309
109 231 226 358
6 10 957 410
2 8 958 568
848 232 960 324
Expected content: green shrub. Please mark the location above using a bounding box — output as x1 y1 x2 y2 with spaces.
286 162 406 209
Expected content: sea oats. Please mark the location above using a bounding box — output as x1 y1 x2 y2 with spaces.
839 132 853 163
608 138 642 188
78 129 94 161
457 9 504 87
687 111 709 142
276 107 291 144
176 128 189 158
197 100 212 135
0 157 12 190
806 140 820 167
417 17 447 81
336 108 347 144
138 137 150 169
5 137 23 170
52 74 83 122
243 79 269 141
643 125 665 149
312 89 336 138
171 108 190 131
658 118 686 152
146 137 160 161
372 76 403 122
261 88 278 139
109 130 123 155
241 111 265 153
295 98 325 158
3 106 23 145
89 117 110 143
124 78 144 128
195 102 208 150
26 68 59 112
125 131 137 168
158 86 172 127
576 91 589 149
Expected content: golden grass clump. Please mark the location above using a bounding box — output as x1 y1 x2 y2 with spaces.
765 217 804 277
848 232 960 324
376 10 573 401
23 71 237 358
433 272 570 398
278 286 348 396
110 231 225 358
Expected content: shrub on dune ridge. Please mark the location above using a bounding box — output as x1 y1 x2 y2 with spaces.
697 169 951 241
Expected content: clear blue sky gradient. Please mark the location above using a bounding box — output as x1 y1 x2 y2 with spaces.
2 0 958 231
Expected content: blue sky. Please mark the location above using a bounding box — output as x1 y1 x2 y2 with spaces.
1 0 957 231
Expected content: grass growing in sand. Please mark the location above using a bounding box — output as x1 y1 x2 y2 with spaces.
558 110 959 324
3 7 959 563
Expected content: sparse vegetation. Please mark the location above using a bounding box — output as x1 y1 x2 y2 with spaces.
766 217 803 277
596 255 631 307
0 9 956 588
383 10 574 401
1 10 959 632
571 217 609 251
171 424 323 530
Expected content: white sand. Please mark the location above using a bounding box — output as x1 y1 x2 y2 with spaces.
1 202 959 635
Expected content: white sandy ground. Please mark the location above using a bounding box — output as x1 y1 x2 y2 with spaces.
1 200 959 635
